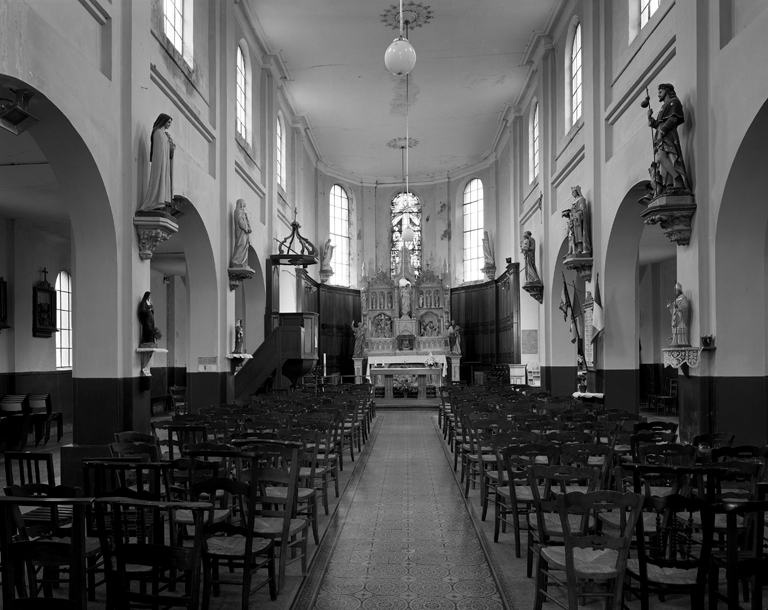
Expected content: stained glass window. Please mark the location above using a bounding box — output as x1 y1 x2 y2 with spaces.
390 191 421 278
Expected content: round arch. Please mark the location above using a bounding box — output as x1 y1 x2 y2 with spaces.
0 75 119 444
601 181 648 411
713 97 768 444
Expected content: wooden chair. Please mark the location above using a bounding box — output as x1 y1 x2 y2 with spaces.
494 443 559 557
5 484 103 602
533 490 643 610
709 495 768 610
0 394 31 451
527 464 600 579
94 494 209 610
4 452 71 530
0 495 91 610
629 430 678 463
244 440 309 591
108 441 160 462
169 385 189 416
655 378 679 415
27 394 64 447
558 443 614 489
633 420 678 435
185 448 276 609
625 493 715 610
276 429 322 544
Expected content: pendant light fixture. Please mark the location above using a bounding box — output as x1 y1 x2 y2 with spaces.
384 0 417 76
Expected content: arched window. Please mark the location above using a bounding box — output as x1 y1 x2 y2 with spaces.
570 23 583 125
640 0 660 27
463 179 484 282
531 103 540 180
55 271 72 369
390 192 422 278
163 0 194 67
236 44 250 143
276 114 286 189
329 185 350 286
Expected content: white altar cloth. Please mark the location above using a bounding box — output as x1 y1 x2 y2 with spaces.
367 354 447 377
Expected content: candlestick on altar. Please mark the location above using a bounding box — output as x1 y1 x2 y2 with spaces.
323 353 327 377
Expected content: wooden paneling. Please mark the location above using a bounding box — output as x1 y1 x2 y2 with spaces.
318 284 361 376
450 263 520 366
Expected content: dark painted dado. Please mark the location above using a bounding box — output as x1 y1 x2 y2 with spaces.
0 370 73 424
714 376 768 446
541 366 577 398
598 368 640 413
677 374 713 443
187 371 228 413
60 444 112 488
73 377 144 444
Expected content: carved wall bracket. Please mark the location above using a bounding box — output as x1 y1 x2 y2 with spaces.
562 254 593 281
663 346 704 369
640 194 697 247
134 212 179 261
482 264 496 281
523 281 544 304
319 268 334 284
227 266 255 291
137 347 167 377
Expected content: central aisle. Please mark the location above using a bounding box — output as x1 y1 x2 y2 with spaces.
310 411 505 610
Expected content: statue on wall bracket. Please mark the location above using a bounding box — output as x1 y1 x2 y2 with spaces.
638 83 697 247
481 230 496 281
319 238 335 284
227 199 255 290
521 231 543 304
134 113 186 261
562 185 593 281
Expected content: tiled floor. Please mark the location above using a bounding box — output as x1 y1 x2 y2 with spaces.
309 411 506 610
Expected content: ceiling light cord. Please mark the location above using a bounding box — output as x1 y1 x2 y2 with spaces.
399 0 404 37
405 72 410 195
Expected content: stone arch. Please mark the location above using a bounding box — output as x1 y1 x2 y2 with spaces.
175 204 222 410
545 237 580 395
242 246 266 350
601 181 649 411
0 75 119 443
713 97 768 444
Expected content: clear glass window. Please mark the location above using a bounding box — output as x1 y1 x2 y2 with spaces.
463 179 484 282
276 116 286 189
163 0 184 57
532 104 540 178
640 0 661 28
236 46 248 142
571 23 583 125
55 271 72 369
329 185 351 286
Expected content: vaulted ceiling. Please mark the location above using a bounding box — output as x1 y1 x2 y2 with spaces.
249 0 559 181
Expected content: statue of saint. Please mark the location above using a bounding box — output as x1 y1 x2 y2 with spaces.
447 321 456 352
352 320 367 357
233 319 244 354
321 238 334 273
229 199 252 268
647 83 691 194
521 231 542 284
563 186 591 255
418 292 424 308
400 284 412 318
452 324 462 355
138 114 176 212
666 282 690 347
371 292 377 310
138 291 161 347
482 231 494 268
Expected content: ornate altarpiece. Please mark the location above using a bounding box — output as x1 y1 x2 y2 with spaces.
355 254 460 384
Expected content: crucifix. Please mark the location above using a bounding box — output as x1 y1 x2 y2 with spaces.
40 268 49 284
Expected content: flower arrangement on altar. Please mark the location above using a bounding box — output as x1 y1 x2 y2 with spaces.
425 351 437 368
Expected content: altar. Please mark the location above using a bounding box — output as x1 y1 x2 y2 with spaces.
352 251 461 384
369 367 442 400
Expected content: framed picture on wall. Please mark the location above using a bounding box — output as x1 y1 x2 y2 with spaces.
33 278 57 338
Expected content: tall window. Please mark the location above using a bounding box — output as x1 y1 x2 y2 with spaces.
163 0 192 66
329 185 351 286
532 104 540 179
463 179 484 282
390 192 422 278
640 0 660 27
55 271 72 369
570 23 583 125
276 115 286 189
236 45 248 142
